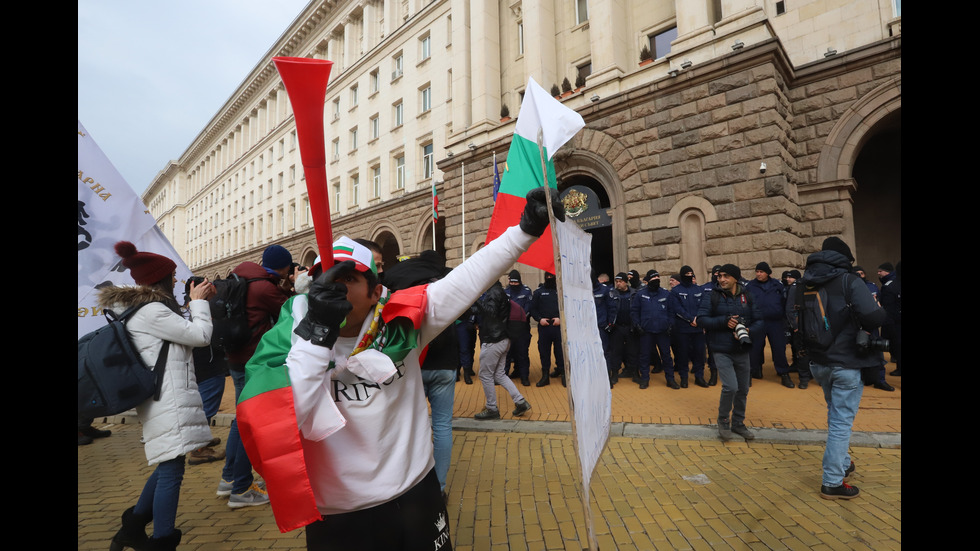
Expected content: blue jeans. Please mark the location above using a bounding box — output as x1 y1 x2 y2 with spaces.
421 369 456 492
221 368 254 493
133 456 185 538
197 375 226 422
809 362 863 487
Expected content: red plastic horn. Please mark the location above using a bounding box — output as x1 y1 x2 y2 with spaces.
273 57 334 261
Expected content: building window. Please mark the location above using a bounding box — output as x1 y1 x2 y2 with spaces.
350 84 359 107
395 155 405 189
289 165 296 186
775 1 786 15
332 138 340 162
392 53 404 81
393 101 404 127
333 98 341 121
420 34 431 61
332 181 341 212
650 26 678 59
350 127 358 151
371 115 380 140
518 21 524 56
420 85 432 113
370 69 380 93
372 165 381 197
421 143 434 179
277 172 284 192
350 174 360 206
577 62 592 82
278 138 285 158
290 130 297 150
575 0 589 25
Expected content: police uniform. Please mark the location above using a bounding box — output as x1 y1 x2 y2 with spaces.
529 273 564 387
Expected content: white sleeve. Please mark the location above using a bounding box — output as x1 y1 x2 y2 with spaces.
286 339 347 442
419 225 535 346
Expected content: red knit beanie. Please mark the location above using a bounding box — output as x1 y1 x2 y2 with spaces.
114 241 177 286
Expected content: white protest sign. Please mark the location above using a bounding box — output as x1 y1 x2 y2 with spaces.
552 218 612 551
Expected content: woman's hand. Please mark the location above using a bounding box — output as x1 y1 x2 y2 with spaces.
189 278 215 301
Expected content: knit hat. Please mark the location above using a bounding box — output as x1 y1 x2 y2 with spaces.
878 262 894 272
645 269 660 280
509 269 522 283
821 237 854 262
788 269 801 280
261 244 293 270
114 241 177 286
332 236 377 274
755 261 772 275
679 265 694 276
718 263 741 280
615 272 628 281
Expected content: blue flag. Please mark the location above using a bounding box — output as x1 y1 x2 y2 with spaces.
492 156 501 202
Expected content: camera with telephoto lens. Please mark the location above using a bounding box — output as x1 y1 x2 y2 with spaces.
855 330 889 353
732 317 752 346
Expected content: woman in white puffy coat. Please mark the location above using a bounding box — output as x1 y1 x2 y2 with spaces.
100 241 216 551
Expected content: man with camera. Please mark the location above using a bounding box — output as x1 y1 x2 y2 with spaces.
788 237 887 500
696 264 763 441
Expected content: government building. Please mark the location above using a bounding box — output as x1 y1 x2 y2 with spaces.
142 0 902 284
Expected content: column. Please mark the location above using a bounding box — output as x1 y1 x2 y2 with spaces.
522 0 557 90
468 0 500 130
587 0 630 85
450 0 472 134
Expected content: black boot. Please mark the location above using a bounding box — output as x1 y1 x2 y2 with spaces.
463 369 474 385
144 529 182 551
109 507 152 551
536 373 550 387
708 369 718 386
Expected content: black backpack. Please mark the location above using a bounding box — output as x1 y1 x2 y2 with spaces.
78 304 170 418
790 274 850 354
209 274 260 352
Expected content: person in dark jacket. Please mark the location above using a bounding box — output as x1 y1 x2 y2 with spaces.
671 266 709 388
631 270 678 389
592 271 614 387
701 265 722 386
789 237 887 500
745 261 799 388
473 282 531 419
605 273 639 386
697 264 764 441
218 244 297 507
503 270 533 384
853 266 893 391
878 262 901 377
529 272 565 387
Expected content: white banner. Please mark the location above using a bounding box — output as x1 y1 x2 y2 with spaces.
77 120 192 338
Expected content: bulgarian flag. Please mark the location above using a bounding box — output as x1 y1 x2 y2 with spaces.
485 77 585 273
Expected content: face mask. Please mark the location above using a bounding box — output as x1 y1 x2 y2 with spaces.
681 274 693 284
647 279 660 291
544 277 556 289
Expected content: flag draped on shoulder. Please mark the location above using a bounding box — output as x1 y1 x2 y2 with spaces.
484 77 585 273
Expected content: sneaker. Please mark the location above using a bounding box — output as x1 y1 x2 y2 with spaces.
216 479 233 496
844 461 855 482
820 483 860 500
512 400 531 417
718 419 734 441
189 446 226 465
474 408 500 420
731 424 756 440
228 483 270 508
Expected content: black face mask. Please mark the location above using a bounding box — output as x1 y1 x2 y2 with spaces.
647 279 660 291
681 274 693 284
544 277 556 289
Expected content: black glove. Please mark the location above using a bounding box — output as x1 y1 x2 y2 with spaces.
294 260 356 348
519 187 565 237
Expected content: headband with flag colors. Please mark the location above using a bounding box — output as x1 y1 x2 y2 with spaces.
332 236 377 274
484 77 586 272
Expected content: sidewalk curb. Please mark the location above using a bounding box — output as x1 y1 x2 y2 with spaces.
98 413 900 449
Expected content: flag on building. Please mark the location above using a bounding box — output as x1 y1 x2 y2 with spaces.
77 120 192 338
492 152 501 201
432 179 439 222
484 77 585 273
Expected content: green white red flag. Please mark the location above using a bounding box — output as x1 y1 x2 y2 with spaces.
484 77 585 273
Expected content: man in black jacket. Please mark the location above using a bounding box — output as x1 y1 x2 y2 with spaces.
697 264 763 441
789 237 887 500
473 282 531 420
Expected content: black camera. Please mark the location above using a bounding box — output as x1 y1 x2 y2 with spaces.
187 276 206 286
855 331 889 353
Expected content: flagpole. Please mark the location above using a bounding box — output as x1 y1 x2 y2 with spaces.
460 161 466 262
432 177 437 250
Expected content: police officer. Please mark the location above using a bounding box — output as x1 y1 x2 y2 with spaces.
672 266 709 388
701 265 722 386
746 261 798 388
592 270 614 387
605 273 640 386
529 272 565 387
503 270 533 385
631 270 678 389
853 266 894 391
878 262 901 377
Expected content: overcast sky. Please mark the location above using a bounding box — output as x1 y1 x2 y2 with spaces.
78 0 311 195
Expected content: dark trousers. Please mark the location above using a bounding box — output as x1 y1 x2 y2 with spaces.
674 331 706 379
607 325 638 378
505 322 531 378
537 324 564 374
750 319 790 375
456 321 476 372
637 331 674 381
305 469 451 551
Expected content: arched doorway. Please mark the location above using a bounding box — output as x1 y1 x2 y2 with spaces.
557 174 614 278
374 230 400 271
418 217 447 258
852 109 901 273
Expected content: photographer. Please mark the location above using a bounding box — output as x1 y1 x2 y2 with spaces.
789 237 887 500
696 264 763 441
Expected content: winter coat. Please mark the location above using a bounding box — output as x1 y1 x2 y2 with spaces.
744 276 786 321
631 286 674 333
670 282 704 334
225 261 292 366
97 285 214 465
475 284 511 344
697 283 764 354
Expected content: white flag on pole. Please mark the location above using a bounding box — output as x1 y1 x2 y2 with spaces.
77 120 192 338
